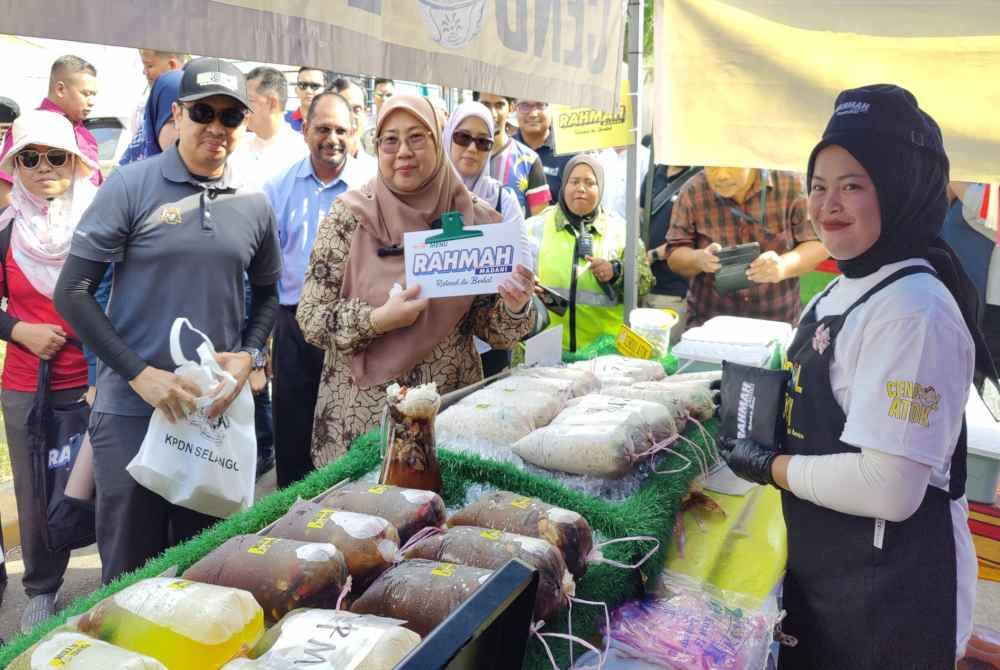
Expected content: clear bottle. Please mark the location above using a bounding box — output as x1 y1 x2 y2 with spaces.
379 384 442 493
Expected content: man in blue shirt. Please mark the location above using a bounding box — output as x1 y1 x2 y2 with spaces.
264 91 373 486
513 99 575 203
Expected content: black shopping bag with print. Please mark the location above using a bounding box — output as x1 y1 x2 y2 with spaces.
720 360 790 448
27 353 95 553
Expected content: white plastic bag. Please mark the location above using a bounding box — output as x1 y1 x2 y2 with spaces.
127 318 256 518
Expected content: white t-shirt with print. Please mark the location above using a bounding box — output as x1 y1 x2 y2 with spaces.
807 257 977 654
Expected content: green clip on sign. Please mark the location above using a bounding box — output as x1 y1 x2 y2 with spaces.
426 211 483 244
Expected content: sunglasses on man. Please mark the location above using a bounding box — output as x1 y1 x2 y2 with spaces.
452 130 494 152
296 81 325 92
16 149 71 170
184 102 248 128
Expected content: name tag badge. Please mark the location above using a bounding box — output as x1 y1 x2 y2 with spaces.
873 518 885 550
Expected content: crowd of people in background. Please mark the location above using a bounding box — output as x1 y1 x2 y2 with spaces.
0 48 996 642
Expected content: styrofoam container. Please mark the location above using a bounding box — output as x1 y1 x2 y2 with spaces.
629 308 678 356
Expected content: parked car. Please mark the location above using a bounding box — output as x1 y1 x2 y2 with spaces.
83 114 132 178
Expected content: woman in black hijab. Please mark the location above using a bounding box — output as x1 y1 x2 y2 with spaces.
720 84 997 669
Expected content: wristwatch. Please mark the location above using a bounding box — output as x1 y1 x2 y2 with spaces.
240 347 267 370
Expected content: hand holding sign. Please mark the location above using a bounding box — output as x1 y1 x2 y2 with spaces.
498 265 535 313
372 285 430 334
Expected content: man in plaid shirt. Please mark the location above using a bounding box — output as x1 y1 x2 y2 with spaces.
666 167 827 327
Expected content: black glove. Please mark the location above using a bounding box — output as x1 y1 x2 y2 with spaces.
710 378 722 418
718 437 778 487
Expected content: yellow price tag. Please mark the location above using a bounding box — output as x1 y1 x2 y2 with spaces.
368 485 389 495
616 325 655 360
307 508 335 530
431 564 456 577
480 529 504 541
167 579 194 591
248 537 280 556
510 496 533 510
49 640 91 667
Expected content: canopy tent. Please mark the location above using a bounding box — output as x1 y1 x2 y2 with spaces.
654 0 1000 183
0 0 626 111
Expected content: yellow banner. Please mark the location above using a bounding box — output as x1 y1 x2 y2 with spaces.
0 0 626 110
654 0 1000 182
552 78 632 155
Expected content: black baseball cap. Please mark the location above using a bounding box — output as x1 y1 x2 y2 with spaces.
814 84 945 158
0 97 19 124
177 57 249 108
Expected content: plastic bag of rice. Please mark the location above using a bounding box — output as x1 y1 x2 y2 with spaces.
221 609 420 670
510 365 601 396
460 387 565 427
562 394 678 438
436 402 536 446
571 355 666 383
664 370 722 384
513 403 657 479
601 381 717 422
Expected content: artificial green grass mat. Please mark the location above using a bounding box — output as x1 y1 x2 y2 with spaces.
0 421 714 669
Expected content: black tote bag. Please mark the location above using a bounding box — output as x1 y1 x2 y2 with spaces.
719 360 791 448
27 349 95 553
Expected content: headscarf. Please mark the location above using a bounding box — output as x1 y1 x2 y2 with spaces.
144 69 182 158
558 154 605 230
806 84 997 389
443 101 499 206
0 125 97 298
339 94 501 389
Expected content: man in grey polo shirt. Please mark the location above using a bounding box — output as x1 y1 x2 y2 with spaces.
55 58 281 583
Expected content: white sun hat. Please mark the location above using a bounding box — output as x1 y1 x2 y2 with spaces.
0 110 98 175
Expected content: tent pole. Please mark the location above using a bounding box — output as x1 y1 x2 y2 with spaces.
623 0 644 324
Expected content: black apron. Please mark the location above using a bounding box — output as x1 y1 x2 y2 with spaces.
779 266 965 670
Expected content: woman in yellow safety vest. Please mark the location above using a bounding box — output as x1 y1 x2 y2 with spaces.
527 154 653 351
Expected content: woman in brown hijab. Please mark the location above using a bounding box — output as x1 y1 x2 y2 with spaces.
297 95 536 465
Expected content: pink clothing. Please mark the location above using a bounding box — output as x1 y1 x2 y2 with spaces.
0 98 102 187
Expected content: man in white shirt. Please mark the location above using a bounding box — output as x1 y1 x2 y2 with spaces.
332 76 378 172
598 144 650 222
231 66 307 191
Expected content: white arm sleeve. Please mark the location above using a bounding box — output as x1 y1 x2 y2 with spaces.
787 448 932 522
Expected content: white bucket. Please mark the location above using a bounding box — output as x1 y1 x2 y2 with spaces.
629 308 678 357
